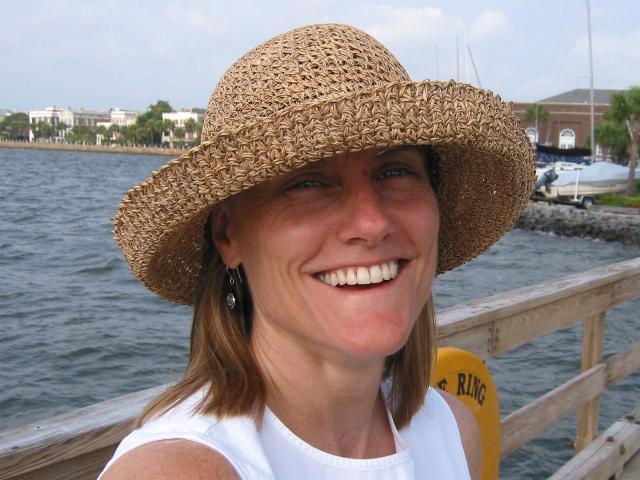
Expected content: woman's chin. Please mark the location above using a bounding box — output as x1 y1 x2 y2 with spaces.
328 316 414 360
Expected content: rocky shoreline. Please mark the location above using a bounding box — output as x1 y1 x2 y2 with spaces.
516 201 640 244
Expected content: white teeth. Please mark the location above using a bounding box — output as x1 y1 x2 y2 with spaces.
356 267 371 284
346 268 358 285
381 263 391 281
317 261 399 287
370 265 383 283
390 262 398 277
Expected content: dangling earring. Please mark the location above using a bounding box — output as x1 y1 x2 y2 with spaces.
225 266 238 310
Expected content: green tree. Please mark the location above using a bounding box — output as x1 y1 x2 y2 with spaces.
197 119 203 145
33 121 55 141
183 117 197 143
595 121 629 164
174 126 185 145
603 87 640 194
106 124 120 144
65 124 96 144
136 100 173 146
128 124 142 145
0 112 29 140
96 125 108 145
524 104 549 144
56 122 68 141
118 125 130 145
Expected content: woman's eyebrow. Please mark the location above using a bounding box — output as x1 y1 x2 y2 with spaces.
376 146 422 160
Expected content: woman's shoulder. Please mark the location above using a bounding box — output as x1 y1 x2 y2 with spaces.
99 439 241 480
433 389 482 480
98 392 258 480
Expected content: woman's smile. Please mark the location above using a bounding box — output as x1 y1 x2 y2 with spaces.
315 259 400 286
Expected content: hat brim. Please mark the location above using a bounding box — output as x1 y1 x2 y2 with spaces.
113 80 535 305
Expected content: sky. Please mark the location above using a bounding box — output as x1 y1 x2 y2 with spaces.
1 0 638 112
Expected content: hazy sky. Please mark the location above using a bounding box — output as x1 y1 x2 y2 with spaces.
1 0 638 112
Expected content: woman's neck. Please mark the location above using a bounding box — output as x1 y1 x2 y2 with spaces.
250 322 396 459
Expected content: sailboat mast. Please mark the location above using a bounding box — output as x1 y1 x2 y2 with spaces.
586 0 595 161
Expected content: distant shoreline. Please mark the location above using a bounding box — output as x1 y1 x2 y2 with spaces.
0 140 191 157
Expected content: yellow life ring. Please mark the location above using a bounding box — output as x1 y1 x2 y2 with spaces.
433 347 500 480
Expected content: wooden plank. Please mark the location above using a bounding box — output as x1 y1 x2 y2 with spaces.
500 365 606 458
437 257 640 340
607 342 640 387
549 404 640 480
500 344 640 458
491 283 613 355
576 312 606 452
436 322 494 359
437 262 640 358
9 446 116 480
612 273 640 305
0 385 165 479
620 448 640 479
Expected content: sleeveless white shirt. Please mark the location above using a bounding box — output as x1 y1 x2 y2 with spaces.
99 387 470 479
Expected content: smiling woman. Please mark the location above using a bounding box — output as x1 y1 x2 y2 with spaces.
99 23 535 480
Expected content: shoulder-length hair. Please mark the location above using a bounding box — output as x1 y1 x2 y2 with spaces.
136 146 439 430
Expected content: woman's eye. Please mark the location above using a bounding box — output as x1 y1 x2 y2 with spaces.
287 179 324 190
377 168 410 180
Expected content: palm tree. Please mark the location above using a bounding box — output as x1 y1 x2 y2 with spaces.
162 119 176 146
596 121 628 164
108 124 121 143
174 127 186 147
605 87 640 194
184 117 197 143
524 104 549 144
96 125 108 145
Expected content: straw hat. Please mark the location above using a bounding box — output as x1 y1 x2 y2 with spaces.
113 23 535 305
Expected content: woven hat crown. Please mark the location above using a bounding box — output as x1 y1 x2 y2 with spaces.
201 24 411 139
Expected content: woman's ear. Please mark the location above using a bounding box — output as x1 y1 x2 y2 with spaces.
209 204 242 268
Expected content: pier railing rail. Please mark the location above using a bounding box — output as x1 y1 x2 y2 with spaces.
1 257 639 479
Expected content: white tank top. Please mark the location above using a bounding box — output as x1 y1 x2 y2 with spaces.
99 387 470 479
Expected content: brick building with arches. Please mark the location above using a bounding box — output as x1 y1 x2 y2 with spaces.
512 88 622 158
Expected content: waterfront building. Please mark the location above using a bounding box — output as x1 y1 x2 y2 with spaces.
96 108 138 144
29 106 110 142
161 108 205 146
109 107 138 126
513 88 622 159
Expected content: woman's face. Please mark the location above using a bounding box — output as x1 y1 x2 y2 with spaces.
212 147 439 363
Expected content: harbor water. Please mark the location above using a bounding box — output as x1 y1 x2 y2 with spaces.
1 148 639 479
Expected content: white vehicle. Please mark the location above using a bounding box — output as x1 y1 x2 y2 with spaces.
533 161 636 208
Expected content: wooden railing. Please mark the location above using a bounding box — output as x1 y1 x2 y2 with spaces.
1 257 639 480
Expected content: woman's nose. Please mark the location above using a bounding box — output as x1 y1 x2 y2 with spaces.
337 183 394 246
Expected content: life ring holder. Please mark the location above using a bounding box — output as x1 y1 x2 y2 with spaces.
433 347 500 480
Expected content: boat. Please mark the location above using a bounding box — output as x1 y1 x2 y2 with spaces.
533 161 637 208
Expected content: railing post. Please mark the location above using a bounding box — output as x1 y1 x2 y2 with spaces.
575 311 606 452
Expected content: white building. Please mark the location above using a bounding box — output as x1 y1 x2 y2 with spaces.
161 108 205 145
29 106 110 142
109 107 138 126
96 108 138 144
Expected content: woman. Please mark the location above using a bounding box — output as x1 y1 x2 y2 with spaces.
100 24 534 480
